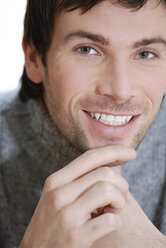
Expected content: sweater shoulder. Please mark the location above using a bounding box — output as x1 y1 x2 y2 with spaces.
0 89 27 165
0 89 20 115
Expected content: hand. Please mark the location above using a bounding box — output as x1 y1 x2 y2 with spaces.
91 192 166 248
19 145 136 248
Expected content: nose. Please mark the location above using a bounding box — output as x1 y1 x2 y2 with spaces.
96 59 137 103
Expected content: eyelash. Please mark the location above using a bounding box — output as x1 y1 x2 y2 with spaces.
74 45 158 61
135 50 158 60
75 46 100 56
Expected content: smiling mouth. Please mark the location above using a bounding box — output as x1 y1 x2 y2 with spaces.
87 112 134 126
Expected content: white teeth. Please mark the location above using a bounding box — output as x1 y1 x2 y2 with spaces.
107 115 114 122
94 113 101 120
90 113 95 118
101 114 107 120
90 112 133 126
126 116 132 122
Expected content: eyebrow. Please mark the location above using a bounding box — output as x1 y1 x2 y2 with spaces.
64 30 110 46
133 38 166 48
64 30 166 49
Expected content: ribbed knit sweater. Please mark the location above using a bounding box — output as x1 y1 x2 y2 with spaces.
0 90 166 247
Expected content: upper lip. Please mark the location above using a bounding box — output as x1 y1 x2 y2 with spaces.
84 110 139 116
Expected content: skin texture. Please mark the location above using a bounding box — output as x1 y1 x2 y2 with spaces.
21 1 166 247
25 1 166 152
19 145 136 248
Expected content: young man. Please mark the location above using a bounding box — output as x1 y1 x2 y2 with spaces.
0 0 166 247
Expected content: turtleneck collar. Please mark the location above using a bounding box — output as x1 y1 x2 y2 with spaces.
10 94 81 179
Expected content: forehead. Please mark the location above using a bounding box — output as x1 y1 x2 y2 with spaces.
53 1 166 45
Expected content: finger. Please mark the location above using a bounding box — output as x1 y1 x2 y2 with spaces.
81 213 121 246
50 166 128 212
111 165 121 174
45 145 136 190
72 166 129 195
69 182 126 224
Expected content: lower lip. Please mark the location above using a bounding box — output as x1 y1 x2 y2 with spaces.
83 111 140 138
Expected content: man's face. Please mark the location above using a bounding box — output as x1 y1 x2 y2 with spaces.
41 1 166 151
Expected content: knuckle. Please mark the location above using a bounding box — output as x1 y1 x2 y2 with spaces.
105 214 115 227
52 189 63 208
98 181 112 194
111 190 126 209
44 175 54 192
98 167 129 195
44 189 63 211
118 196 126 209
98 167 115 179
104 214 121 229
58 207 71 226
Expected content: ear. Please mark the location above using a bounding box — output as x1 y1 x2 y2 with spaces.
22 36 44 84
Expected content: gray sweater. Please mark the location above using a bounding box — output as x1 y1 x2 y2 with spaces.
0 90 166 248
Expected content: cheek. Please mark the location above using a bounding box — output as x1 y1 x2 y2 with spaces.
141 67 166 112
48 58 97 106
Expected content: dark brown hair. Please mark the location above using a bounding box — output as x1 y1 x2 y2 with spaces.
19 0 165 101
